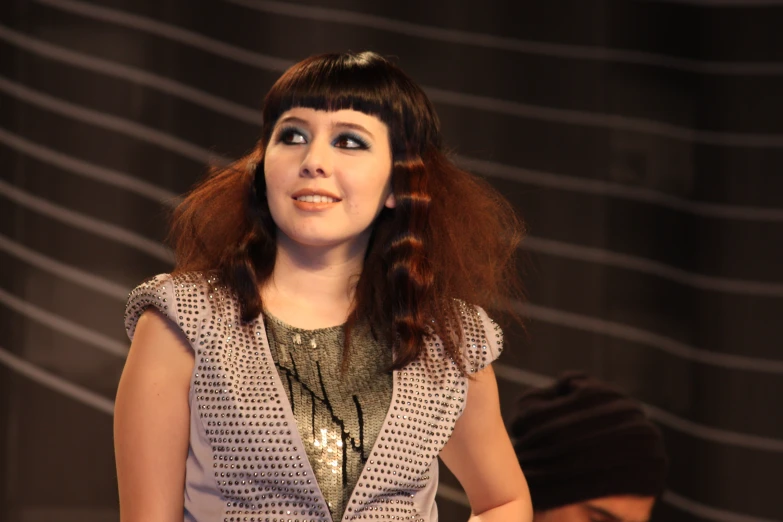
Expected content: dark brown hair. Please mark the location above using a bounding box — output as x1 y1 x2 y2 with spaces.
170 51 524 372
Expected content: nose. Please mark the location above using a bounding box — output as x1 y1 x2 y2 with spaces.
300 137 332 178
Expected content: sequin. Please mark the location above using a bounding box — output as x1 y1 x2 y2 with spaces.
124 272 504 522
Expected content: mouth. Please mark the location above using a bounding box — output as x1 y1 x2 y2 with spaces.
291 189 342 206
291 189 341 210
293 194 340 203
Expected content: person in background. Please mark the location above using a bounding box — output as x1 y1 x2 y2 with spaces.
510 372 668 522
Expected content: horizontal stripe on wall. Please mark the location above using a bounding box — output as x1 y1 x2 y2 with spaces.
0 94 205 194
0 23 260 124
488 175 783 280
0 286 126 358
8 9 783 152
524 253 783 359
223 0 783 75
280 0 783 62
523 236 783 297
5 22 783 210
0 233 129 301
0 127 180 204
0 147 171 243
0 192 172 282
0 77 229 166
0 179 172 263
0 253 131 346
0 360 119 507
0 295 125 400
493 366 783 453
54 0 783 70
25 0 783 145
659 425 782 520
7 43 781 218
437 107 783 207
0 346 114 414
4 44 257 157
499 324 783 438
214 2 783 133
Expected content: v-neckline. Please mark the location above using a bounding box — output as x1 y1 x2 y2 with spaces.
256 311 399 522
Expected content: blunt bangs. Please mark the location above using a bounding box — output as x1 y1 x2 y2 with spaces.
260 52 442 157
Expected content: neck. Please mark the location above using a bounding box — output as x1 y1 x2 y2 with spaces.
260 232 369 328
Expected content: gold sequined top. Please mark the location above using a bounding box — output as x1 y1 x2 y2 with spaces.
263 313 393 522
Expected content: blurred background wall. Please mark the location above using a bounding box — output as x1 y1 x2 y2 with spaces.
1 0 782 521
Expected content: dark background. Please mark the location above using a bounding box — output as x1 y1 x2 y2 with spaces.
1 1 782 521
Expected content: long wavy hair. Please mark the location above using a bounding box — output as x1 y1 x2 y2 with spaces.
170 51 525 372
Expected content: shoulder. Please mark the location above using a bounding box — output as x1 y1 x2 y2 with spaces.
419 301 505 374
124 271 216 343
454 301 505 374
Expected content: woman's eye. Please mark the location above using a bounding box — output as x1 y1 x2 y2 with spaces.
334 134 368 150
278 128 306 145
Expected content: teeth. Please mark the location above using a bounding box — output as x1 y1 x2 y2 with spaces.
296 195 337 203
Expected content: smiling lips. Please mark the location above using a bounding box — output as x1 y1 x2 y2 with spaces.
291 189 341 211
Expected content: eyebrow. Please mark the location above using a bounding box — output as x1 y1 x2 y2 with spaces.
585 505 648 522
276 116 375 140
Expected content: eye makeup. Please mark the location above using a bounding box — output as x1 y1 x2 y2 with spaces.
276 126 307 145
333 132 370 150
274 126 371 151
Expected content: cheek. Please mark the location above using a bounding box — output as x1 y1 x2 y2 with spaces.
263 158 288 199
263 156 278 182
346 201 365 217
344 178 389 214
354 162 393 198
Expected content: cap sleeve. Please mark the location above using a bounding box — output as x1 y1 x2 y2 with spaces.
124 273 179 342
462 304 505 374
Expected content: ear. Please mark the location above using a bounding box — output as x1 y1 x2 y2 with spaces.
384 191 397 209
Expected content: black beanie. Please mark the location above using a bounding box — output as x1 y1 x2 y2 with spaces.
510 372 668 512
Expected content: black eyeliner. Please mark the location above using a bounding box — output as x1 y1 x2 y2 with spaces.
337 131 370 149
275 125 307 144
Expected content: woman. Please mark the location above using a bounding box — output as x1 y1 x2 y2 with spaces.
115 51 532 522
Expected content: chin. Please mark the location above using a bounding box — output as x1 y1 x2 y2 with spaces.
296 236 346 248
286 224 371 246
284 229 354 248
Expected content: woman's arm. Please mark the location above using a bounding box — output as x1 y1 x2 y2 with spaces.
114 308 195 522
439 365 533 522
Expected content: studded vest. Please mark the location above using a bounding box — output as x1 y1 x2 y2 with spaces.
124 272 504 522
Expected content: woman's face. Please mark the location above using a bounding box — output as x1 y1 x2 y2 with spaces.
264 107 396 254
